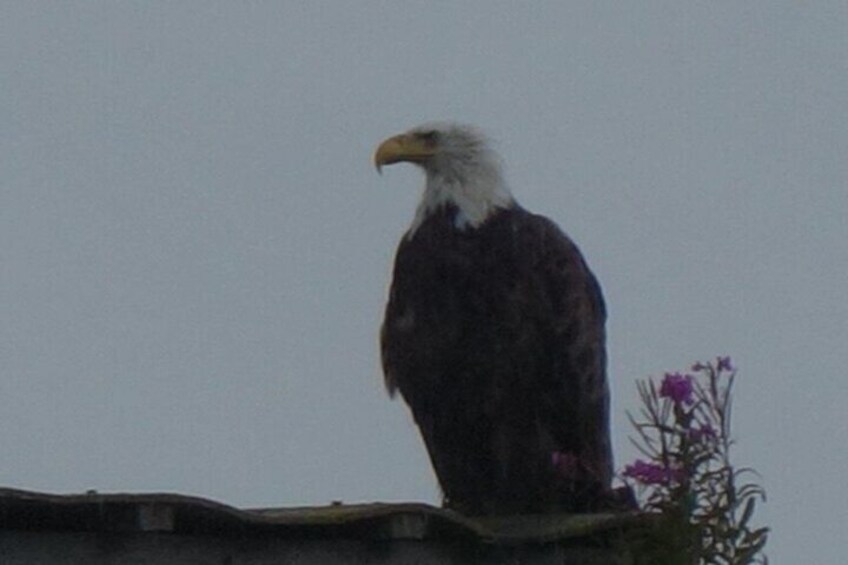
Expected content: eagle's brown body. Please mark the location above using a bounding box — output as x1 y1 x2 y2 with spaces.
376 124 613 515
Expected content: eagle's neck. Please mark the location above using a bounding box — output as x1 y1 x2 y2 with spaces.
407 162 515 238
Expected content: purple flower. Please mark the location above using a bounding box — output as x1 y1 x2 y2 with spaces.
622 459 684 486
551 451 582 480
717 356 734 372
660 372 695 405
691 361 707 372
688 423 718 442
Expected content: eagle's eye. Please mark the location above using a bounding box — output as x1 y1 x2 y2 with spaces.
416 130 439 147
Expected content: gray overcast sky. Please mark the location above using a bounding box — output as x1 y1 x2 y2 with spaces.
2 2 845 561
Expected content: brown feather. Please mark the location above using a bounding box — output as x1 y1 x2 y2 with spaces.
381 203 612 515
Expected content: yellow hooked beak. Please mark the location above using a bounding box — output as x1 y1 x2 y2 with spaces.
373 133 437 174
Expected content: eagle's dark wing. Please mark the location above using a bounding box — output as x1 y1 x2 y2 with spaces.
381 207 611 514
523 213 612 491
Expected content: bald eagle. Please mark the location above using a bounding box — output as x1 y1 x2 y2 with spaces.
375 123 612 515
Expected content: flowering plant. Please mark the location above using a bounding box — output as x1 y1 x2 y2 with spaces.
623 357 768 564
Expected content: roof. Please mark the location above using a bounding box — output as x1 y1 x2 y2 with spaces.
0 488 646 564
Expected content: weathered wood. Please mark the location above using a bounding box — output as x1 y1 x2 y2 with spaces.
0 488 643 564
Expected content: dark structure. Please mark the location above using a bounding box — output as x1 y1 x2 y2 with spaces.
376 124 612 515
0 488 645 564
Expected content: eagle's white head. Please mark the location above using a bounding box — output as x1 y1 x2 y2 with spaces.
374 123 515 236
